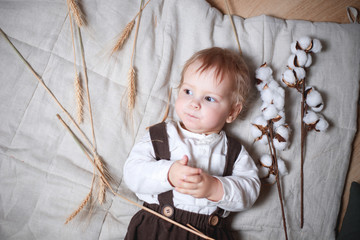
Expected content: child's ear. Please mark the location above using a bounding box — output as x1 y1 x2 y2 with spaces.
226 103 242 123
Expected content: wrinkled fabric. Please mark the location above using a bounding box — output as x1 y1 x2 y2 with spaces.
0 0 359 239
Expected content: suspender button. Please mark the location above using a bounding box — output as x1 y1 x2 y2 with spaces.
162 205 174 218
208 215 219 226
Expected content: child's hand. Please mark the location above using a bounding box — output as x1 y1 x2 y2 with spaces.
175 171 224 201
168 155 224 201
168 155 201 188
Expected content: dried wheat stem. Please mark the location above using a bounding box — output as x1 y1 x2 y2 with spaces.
224 0 242 55
78 27 97 149
68 3 85 124
67 0 85 27
74 73 84 124
0 28 95 154
57 114 214 240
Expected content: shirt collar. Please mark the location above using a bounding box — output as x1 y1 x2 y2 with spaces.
176 121 224 145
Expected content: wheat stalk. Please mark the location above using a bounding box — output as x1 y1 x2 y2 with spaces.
74 73 84 124
224 0 242 54
67 0 85 27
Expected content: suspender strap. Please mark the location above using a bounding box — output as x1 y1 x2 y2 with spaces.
223 136 242 176
149 122 170 160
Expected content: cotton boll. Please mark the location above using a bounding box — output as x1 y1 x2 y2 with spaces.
258 134 269 145
277 158 288 176
260 154 273 167
305 86 324 111
293 67 306 80
255 66 273 81
253 115 267 127
303 110 319 125
273 111 286 128
298 36 312 50
290 41 297 54
260 87 274 104
262 103 279 120
258 165 270 178
311 39 322 53
315 116 329 132
264 173 276 183
282 69 297 87
250 124 263 139
287 54 296 69
275 125 290 141
295 50 308 67
273 137 289 150
304 53 312 67
273 93 285 110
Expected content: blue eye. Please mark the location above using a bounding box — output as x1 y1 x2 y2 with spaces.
184 89 193 95
205 96 215 102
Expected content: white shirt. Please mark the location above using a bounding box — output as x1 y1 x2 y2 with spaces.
123 121 260 216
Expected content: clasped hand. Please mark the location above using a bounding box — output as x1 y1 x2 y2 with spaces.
168 155 223 201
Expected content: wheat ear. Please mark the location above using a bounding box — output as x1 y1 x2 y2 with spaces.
74 73 84 124
111 20 135 55
67 0 85 27
127 66 136 111
65 171 95 224
94 154 107 204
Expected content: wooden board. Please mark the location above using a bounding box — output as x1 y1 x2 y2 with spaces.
207 0 360 232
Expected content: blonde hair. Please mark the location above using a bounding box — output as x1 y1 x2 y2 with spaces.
180 47 251 106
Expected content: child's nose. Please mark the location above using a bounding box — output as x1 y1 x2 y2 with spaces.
190 99 200 109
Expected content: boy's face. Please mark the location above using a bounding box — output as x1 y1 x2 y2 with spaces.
175 61 241 135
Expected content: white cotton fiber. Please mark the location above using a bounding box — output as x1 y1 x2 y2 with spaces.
253 115 267 127
277 158 288 176
295 50 308 67
273 137 289 150
255 66 273 81
258 165 270 178
258 134 269 145
276 125 290 141
260 87 274 104
305 86 324 111
293 67 306 80
282 69 296 86
273 93 285 110
303 110 319 124
298 36 312 50
290 41 297 54
305 53 312 67
260 154 272 167
287 54 297 69
273 111 285 128
264 173 276 183
262 103 279 120
315 116 329 132
311 39 322 53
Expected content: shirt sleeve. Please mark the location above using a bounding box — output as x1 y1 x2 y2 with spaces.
123 132 174 195
215 147 261 212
